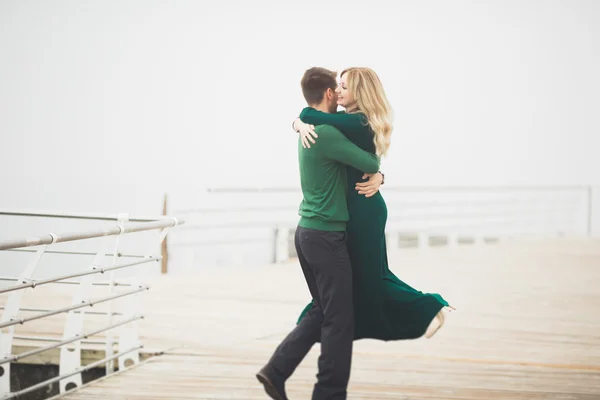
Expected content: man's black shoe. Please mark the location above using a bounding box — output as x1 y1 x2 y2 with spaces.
256 366 289 400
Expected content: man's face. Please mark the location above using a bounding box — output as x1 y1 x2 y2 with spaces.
328 87 339 113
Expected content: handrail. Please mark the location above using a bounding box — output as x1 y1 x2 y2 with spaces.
5 248 146 258
0 307 122 316
205 185 591 193
0 258 157 295
0 286 149 330
0 209 168 222
170 237 269 247
0 315 143 365
0 276 133 287
175 202 576 231
0 218 181 251
12 335 110 345
178 198 556 213
175 206 294 214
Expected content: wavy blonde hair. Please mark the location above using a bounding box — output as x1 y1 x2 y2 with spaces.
341 67 393 156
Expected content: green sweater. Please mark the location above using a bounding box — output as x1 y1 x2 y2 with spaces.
298 124 380 231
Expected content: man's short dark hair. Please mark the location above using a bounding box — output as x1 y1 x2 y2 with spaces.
301 67 337 105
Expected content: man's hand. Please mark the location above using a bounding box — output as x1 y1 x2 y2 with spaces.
294 118 318 148
355 172 383 198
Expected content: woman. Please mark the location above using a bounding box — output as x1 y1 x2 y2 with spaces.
293 67 452 341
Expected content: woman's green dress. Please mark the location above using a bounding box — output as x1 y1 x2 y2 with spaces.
296 108 449 341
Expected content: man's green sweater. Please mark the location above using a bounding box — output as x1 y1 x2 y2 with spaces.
298 124 380 232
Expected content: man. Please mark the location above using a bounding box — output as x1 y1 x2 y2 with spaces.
256 67 381 400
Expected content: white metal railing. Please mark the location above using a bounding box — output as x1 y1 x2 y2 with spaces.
167 185 593 266
0 211 183 399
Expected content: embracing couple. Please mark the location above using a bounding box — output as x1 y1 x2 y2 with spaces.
257 67 453 400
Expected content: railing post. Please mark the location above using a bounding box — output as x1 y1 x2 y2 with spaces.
59 252 104 394
0 245 49 396
587 186 593 237
418 232 429 249
155 223 173 274
447 232 459 247
105 214 128 375
274 226 289 263
118 280 141 371
161 194 169 274
385 231 398 250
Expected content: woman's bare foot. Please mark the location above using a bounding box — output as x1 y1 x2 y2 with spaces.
424 309 446 339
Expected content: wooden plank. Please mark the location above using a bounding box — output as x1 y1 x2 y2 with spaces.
13 239 600 398
53 352 600 399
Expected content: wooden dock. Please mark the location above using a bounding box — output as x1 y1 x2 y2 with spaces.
7 239 600 399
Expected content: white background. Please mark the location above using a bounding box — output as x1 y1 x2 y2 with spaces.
1 0 598 230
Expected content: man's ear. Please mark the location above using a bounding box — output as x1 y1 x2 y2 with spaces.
327 88 335 100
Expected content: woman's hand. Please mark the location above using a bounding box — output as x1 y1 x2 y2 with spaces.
294 118 317 148
355 172 383 197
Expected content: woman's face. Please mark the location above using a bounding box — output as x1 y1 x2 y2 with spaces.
335 73 357 110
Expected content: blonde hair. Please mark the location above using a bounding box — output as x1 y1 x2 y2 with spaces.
341 67 393 156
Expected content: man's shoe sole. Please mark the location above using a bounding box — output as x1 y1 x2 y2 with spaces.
256 371 285 400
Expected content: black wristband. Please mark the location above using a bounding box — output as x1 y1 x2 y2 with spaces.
379 171 385 185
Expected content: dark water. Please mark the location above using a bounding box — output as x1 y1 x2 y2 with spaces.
9 363 105 400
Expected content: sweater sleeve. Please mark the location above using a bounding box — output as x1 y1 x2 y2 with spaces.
299 107 369 144
315 126 380 173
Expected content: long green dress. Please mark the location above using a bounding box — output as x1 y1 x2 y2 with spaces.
296 108 449 341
